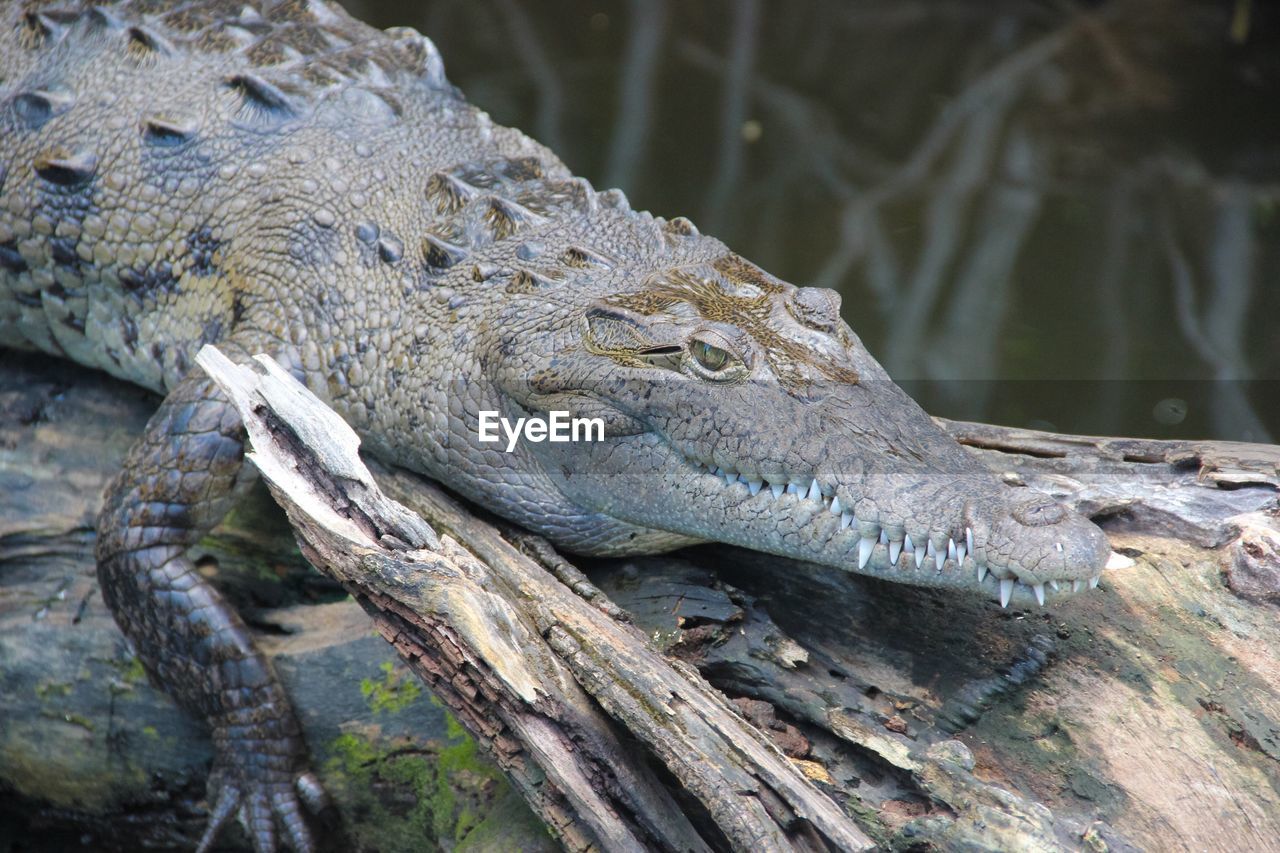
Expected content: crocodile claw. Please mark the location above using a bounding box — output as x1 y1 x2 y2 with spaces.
196 769 329 853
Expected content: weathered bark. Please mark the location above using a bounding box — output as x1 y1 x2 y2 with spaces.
2 351 1277 852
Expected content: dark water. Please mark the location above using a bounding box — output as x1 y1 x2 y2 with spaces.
346 0 1279 442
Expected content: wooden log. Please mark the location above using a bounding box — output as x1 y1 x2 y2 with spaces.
2 349 1277 852
192 346 873 853
576 422 1280 851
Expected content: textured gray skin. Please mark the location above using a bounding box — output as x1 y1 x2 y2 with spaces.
0 1 1110 848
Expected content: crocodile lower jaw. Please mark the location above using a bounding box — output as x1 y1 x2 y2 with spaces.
684 457 1122 607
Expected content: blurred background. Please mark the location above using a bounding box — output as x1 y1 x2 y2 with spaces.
343 0 1278 442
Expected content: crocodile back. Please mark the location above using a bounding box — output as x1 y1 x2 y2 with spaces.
0 0 564 393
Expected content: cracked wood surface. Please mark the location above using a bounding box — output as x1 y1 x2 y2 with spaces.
193 346 873 853
2 352 1278 852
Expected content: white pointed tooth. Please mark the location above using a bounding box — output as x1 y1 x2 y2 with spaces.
770 482 785 499
1106 551 1135 570
879 528 889 545
1055 542 1064 553
724 471 737 486
1089 575 1100 589
747 479 763 496
858 537 875 569
935 551 945 572
786 482 800 495
977 565 988 583
915 545 926 567
955 544 966 565
926 539 936 557
947 538 957 561
1073 579 1085 594
999 578 1014 608
840 511 854 530
1033 583 1045 607
966 527 973 556
904 533 914 552
830 496 842 515
806 479 822 501
889 539 902 566
1049 580 1059 591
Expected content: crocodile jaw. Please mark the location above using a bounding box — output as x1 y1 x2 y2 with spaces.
543 431 1112 608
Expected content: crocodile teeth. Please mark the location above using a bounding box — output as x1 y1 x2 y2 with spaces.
879 528 889 545
858 537 875 569
841 511 854 530
830 496 842 515
966 527 973 556
1049 580 1059 592
947 538 957 562
888 539 902 566
770 482 785 499
903 533 913 552
1089 575 1100 589
999 579 1014 608
977 565 988 583
786 482 801 495
747 479 763 496
806 479 822 501
955 543 966 565
915 544 926 567
1033 583 1045 606
724 470 737 486
1106 551 1135 570
935 551 945 573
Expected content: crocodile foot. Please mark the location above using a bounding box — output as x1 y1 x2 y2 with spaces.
197 764 329 853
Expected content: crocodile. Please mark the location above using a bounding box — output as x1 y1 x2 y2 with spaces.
0 1 1121 849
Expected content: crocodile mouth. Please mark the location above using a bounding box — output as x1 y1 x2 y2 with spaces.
679 454 1125 607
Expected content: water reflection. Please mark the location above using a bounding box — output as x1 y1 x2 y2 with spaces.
344 0 1278 441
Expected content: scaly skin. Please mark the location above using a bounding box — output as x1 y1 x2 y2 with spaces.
0 1 1117 848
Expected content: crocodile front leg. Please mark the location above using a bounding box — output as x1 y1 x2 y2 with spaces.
95 355 327 853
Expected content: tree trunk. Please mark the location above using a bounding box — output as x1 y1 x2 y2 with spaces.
2 351 1277 852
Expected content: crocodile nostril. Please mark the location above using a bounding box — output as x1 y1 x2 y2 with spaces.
1012 498 1067 527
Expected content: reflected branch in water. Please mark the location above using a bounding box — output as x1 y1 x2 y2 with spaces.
1160 195 1271 442
674 38 880 196
864 211 901 305
812 24 1071 295
1206 184 1270 441
494 0 566 156
925 123 1046 418
884 87 1015 376
699 0 760 232
602 0 667 193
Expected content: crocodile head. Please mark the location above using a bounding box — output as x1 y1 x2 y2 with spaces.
483 251 1115 607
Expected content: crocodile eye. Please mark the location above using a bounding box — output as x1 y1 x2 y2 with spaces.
691 339 730 372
